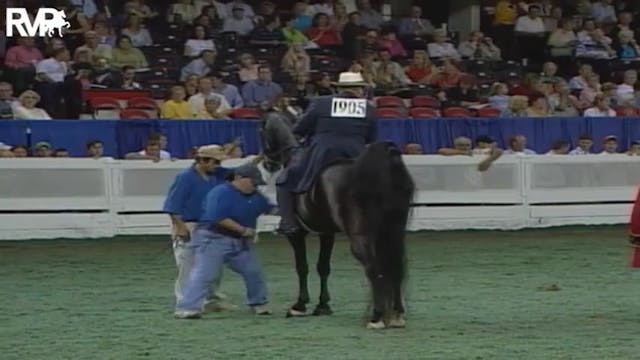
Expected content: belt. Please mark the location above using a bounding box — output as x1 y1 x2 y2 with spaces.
213 225 244 240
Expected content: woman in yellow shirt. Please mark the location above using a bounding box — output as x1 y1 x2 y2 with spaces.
161 85 193 119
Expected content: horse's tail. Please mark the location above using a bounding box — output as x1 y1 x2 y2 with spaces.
350 142 415 318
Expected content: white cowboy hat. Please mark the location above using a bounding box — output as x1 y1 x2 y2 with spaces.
332 72 370 87
196 144 228 160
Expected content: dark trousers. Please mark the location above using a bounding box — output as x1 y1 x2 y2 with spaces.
276 185 298 232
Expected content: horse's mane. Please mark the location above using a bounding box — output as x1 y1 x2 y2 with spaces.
348 142 415 312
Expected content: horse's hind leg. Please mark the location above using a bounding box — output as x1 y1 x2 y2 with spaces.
286 232 310 317
313 233 334 316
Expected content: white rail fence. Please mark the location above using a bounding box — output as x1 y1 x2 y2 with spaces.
0 156 638 240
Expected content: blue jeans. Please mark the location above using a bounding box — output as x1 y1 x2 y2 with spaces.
176 229 268 312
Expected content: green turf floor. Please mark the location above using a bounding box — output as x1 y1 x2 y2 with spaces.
1 226 639 360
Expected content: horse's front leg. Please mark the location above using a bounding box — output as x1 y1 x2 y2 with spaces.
313 233 335 316
286 231 310 317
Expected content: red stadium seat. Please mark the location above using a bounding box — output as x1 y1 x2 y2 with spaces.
232 107 260 119
443 107 473 117
410 107 439 118
477 107 501 117
127 97 158 109
376 96 405 108
120 109 151 119
411 95 440 108
375 108 403 118
90 97 122 119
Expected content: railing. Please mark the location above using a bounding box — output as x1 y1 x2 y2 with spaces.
0 155 637 240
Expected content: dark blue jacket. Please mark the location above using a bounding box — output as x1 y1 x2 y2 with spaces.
278 92 377 193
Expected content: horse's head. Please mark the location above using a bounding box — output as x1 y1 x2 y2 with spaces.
259 111 299 173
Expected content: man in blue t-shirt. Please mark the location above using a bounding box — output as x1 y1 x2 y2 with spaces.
175 164 276 319
163 145 235 311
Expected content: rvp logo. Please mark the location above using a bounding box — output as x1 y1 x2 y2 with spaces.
6 8 70 37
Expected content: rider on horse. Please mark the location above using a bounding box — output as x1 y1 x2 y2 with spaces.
276 72 378 235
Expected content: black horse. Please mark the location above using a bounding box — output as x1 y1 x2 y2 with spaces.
259 111 415 329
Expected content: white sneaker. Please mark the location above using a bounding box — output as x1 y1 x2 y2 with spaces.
174 309 202 319
252 305 272 315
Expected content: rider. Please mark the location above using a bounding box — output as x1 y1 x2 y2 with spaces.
276 72 378 235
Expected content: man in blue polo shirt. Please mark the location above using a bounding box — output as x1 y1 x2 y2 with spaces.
174 163 275 319
163 144 235 311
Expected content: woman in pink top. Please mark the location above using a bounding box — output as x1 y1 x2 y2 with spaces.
378 28 407 58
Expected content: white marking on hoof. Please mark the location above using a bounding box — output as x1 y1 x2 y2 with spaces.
287 308 307 317
366 320 386 330
388 316 406 328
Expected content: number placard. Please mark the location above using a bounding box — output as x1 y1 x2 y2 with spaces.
330 98 367 118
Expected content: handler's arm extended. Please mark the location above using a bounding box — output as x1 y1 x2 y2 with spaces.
217 218 253 236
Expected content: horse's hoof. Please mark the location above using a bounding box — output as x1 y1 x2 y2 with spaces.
286 308 307 318
366 320 386 330
387 315 406 328
312 305 333 316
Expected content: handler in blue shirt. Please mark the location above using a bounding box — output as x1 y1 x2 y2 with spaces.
174 164 276 319
163 145 234 310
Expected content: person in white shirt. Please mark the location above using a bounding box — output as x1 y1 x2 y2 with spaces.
35 48 70 118
225 0 255 19
514 5 546 63
188 77 232 116
427 29 460 60
515 5 546 35
627 140 640 156
569 134 593 155
503 134 536 155
584 93 617 117
545 140 570 155
126 134 171 160
599 135 619 154
184 25 216 58
13 90 51 120
222 7 255 36
616 69 637 105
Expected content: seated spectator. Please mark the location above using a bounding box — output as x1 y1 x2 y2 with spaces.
282 14 314 47
111 35 148 70
504 135 536 155
194 9 223 35
126 139 166 161
615 30 640 59
94 21 117 47
404 50 438 84
292 2 312 31
314 73 335 95
238 53 259 82
121 14 153 47
544 6 563 32
488 82 510 112
4 37 43 93
539 61 563 84
10 145 28 157
569 134 593 155
250 15 285 46
576 18 597 42
433 60 464 89
241 65 283 107
33 142 52 157
398 5 435 38
584 93 616 117
525 91 550 117
591 0 617 25
86 140 104 158
437 136 472 156
610 11 634 47
254 1 276 25
547 18 577 57
281 43 311 78
442 75 480 108
161 85 193 119
575 29 616 59
578 74 601 107
211 72 243 108
225 0 255 18
457 31 501 61
75 31 112 64
116 65 143 90
184 25 216 58
125 0 159 20
569 63 594 90
501 95 529 117
222 6 255 36
546 140 570 155
616 69 637 105
472 135 496 155
180 49 216 81
13 90 50 120
357 0 384 30
378 28 407 58
349 53 377 87
602 82 619 107
628 140 640 156
197 96 230 119
373 48 411 90
183 75 200 97
168 0 198 24
0 82 16 119
306 13 340 47
427 29 461 60
188 77 231 116
548 80 579 117
404 143 423 155
600 135 619 154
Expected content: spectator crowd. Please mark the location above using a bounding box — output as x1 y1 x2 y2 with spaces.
2 0 640 157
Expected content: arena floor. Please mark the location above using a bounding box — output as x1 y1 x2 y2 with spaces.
1 226 639 359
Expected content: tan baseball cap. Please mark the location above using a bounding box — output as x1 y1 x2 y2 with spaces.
196 145 228 160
